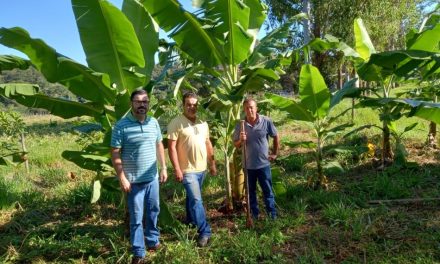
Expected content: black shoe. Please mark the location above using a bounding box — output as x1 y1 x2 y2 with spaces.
197 236 210 247
132 256 144 264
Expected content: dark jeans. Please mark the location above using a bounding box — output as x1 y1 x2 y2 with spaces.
247 165 277 219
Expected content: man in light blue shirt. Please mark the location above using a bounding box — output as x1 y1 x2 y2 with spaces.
111 89 167 263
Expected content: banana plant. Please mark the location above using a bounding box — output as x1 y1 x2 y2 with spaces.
0 0 178 226
405 13 440 147
265 64 359 188
301 17 440 166
333 18 440 166
143 0 304 210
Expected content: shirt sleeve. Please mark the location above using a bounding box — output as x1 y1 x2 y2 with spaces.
267 118 278 137
167 119 179 141
110 122 123 148
155 119 163 142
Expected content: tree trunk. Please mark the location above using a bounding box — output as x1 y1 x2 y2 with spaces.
427 121 437 148
382 121 393 165
20 133 29 173
338 64 343 90
302 0 311 44
316 138 328 189
302 0 311 59
230 150 244 203
427 94 437 148
223 151 234 211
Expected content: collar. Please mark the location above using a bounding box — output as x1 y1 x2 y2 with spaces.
127 111 149 124
246 113 260 126
182 114 198 124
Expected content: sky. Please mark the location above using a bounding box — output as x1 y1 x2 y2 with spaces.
0 0 198 65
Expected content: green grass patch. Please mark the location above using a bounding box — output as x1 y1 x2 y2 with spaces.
1 108 440 263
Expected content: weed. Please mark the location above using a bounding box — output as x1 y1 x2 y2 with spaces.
322 201 356 228
277 154 306 172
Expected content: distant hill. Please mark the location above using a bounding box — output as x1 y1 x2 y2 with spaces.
0 66 75 111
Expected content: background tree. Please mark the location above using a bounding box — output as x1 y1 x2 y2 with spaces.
0 109 29 168
263 0 424 91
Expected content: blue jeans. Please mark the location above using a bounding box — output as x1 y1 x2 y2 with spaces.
247 166 277 219
183 171 211 238
127 179 160 257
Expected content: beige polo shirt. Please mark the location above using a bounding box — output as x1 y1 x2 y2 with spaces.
167 115 209 173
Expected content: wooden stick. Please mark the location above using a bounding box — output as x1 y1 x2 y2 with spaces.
20 133 29 173
241 120 253 228
368 197 440 204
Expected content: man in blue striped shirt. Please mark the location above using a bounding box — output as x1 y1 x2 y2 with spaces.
111 89 167 264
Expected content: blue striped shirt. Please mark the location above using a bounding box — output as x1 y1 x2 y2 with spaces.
111 112 162 183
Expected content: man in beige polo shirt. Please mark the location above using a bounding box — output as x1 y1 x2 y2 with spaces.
167 92 217 247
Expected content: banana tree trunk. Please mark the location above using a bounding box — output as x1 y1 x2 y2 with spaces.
382 120 393 165
223 150 234 211
316 137 327 188
230 149 244 202
338 65 343 90
427 95 437 148
228 104 244 208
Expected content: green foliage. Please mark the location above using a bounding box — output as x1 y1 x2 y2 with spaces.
265 0 423 92
212 226 286 263
266 64 357 187
277 153 307 172
0 109 25 136
0 110 27 167
153 228 201 263
322 201 356 228
371 172 412 199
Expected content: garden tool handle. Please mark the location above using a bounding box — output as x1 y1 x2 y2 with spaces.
241 120 253 228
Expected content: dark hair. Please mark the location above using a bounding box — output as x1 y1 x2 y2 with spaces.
130 88 148 101
182 91 197 105
243 97 257 106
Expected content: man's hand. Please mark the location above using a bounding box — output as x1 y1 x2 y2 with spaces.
175 169 184 182
209 163 217 176
269 154 277 162
159 168 168 183
240 131 247 142
119 176 131 193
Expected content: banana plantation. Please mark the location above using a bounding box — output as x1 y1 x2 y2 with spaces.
1 0 440 263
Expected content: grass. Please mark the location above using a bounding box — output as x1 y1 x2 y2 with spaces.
1 101 440 263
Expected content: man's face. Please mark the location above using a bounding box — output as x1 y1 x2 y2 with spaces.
131 94 149 115
244 100 258 120
183 97 198 119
